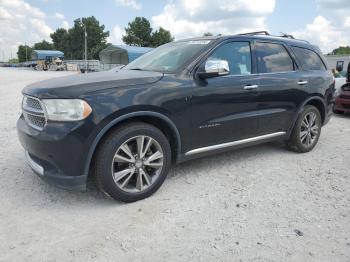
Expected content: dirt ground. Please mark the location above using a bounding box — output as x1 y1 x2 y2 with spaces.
0 67 349 262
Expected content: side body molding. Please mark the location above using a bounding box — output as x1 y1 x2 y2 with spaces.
83 111 182 176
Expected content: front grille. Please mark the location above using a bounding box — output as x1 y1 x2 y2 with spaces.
22 96 46 130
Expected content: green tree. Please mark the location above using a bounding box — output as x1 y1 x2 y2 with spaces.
33 40 53 50
330 46 350 55
50 28 69 53
63 17 109 59
150 27 174 47
49 16 109 60
123 17 174 47
17 45 33 62
8 58 19 63
123 17 153 47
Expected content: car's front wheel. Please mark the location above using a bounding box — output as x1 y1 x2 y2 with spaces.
287 105 322 153
93 122 172 202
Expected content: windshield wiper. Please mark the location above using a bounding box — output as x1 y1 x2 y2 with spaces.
128 68 145 71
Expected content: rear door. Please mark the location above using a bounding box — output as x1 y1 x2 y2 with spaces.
290 45 334 111
253 41 306 135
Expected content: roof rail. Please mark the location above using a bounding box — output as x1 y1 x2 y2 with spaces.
280 32 295 39
238 31 270 36
236 31 310 44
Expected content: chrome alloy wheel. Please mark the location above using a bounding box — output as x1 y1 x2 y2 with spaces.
300 112 320 147
111 135 164 193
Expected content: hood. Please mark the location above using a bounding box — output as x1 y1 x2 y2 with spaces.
23 69 164 98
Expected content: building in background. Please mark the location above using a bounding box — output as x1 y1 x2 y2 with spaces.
326 55 350 76
99 45 153 70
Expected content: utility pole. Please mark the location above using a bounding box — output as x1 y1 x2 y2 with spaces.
81 18 88 73
25 42 28 62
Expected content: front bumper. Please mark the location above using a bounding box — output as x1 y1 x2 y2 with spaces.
17 115 92 190
25 151 87 190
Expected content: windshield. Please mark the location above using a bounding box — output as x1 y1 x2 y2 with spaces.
124 40 212 73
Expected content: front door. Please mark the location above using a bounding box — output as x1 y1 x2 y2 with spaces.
189 41 261 150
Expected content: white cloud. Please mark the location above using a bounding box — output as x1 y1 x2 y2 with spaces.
0 0 53 61
61 20 69 30
345 17 350 28
115 0 141 10
291 0 350 53
293 16 349 53
152 0 275 40
108 25 125 45
54 12 65 20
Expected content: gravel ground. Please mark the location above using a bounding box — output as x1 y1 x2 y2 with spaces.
0 67 350 262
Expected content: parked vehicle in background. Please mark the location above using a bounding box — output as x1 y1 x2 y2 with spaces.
17 31 335 202
333 63 350 114
334 83 350 114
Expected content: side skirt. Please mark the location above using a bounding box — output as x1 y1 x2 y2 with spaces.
184 131 286 156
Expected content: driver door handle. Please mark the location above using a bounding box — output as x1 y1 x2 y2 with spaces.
243 84 259 90
297 80 308 85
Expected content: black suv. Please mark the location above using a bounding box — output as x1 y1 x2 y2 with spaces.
17 32 334 202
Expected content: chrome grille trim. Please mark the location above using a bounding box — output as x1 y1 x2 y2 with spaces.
22 95 47 131
25 151 44 176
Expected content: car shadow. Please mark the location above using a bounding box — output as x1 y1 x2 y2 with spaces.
170 141 289 177
12 141 290 207
333 112 350 119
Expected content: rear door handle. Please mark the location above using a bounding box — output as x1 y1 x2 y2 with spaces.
243 84 259 90
297 80 308 85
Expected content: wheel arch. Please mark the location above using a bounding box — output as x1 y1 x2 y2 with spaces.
287 96 326 137
83 111 181 176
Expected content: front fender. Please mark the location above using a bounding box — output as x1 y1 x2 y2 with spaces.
82 111 181 176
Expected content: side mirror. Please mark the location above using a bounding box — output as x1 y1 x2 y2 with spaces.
197 59 230 79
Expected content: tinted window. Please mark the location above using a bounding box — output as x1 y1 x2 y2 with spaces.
207 42 252 75
291 46 326 71
256 42 294 73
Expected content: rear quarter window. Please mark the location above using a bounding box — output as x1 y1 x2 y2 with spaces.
291 46 326 71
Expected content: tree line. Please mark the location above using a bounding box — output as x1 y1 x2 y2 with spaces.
17 16 174 62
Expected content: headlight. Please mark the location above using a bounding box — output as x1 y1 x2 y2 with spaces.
41 99 92 121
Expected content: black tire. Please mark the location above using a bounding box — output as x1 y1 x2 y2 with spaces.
93 122 172 202
287 105 322 153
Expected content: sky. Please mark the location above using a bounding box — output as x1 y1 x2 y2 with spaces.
0 0 349 61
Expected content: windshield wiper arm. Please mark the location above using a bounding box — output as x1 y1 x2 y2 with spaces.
128 68 144 71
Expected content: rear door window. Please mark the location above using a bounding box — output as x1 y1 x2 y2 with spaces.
255 42 294 73
291 46 326 71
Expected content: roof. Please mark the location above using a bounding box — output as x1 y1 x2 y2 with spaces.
99 45 153 65
100 45 153 55
32 50 64 56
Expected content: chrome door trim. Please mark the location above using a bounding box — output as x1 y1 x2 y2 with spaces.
185 131 286 156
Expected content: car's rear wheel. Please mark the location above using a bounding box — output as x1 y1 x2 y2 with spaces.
93 122 171 202
287 105 322 153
